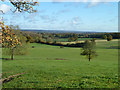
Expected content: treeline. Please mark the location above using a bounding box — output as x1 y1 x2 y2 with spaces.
21 31 80 43
88 33 120 39
39 41 84 48
20 31 120 43
19 31 84 47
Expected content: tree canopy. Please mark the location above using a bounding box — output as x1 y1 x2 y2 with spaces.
1 0 39 13
81 40 97 61
0 19 22 60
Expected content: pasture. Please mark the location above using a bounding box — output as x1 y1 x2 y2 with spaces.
56 38 93 42
2 40 118 88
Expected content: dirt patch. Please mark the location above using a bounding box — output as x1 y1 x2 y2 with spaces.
55 58 67 60
46 58 67 60
0 72 26 83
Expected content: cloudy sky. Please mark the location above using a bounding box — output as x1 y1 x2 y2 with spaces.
0 0 118 32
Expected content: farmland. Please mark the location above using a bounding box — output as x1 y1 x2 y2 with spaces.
2 40 118 88
0 1 119 89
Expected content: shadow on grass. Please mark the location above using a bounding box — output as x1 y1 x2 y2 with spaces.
1 58 11 60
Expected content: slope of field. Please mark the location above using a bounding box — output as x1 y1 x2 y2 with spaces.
59 39 118 45
2 40 118 88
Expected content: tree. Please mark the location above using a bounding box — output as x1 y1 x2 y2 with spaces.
68 37 74 42
1 0 39 13
10 26 29 55
68 34 78 42
107 35 112 41
81 40 97 61
0 20 22 60
91 38 96 44
102 35 107 39
0 0 39 59
73 34 78 41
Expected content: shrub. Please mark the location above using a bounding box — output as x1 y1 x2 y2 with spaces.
60 46 64 48
107 35 112 41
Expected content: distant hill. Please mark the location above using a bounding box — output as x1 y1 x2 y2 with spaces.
20 29 106 34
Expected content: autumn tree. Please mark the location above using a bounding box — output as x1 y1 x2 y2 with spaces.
1 0 39 13
9 25 29 55
0 0 39 59
0 20 22 60
81 40 97 61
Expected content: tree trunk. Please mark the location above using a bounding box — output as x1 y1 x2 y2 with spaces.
11 47 14 60
89 54 90 61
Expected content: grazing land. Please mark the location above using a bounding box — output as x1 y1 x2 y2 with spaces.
2 40 118 88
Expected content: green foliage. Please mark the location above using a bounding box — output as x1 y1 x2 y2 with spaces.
14 43 29 55
25 35 34 43
2 26 29 56
46 37 53 43
81 40 97 61
68 34 78 42
2 43 29 56
60 46 64 48
102 35 107 39
107 35 113 41
68 37 75 42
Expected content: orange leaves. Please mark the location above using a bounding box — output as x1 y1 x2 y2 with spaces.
5 25 8 28
0 19 22 48
27 0 30 3
34 10 37 12
9 0 39 13
37 2 39 4
24 9 27 11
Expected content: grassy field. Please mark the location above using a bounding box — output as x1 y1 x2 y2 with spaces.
2 40 118 88
55 38 93 42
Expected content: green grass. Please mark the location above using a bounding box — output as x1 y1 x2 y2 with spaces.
2 40 118 88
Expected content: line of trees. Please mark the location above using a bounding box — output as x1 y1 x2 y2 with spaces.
18 31 119 44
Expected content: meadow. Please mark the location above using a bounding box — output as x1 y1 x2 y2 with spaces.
56 38 93 42
2 40 118 88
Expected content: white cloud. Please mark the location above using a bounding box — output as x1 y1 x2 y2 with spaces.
71 16 83 25
52 0 119 7
0 4 12 14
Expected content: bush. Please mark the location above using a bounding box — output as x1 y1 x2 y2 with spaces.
107 35 112 41
32 46 35 48
14 43 29 55
60 46 64 48
102 35 107 39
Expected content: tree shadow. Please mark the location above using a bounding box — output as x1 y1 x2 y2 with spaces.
1 58 11 60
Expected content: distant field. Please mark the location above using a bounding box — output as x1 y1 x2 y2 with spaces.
56 38 93 42
2 40 118 88
59 39 118 45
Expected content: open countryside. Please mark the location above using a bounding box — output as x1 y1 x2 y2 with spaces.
0 0 119 89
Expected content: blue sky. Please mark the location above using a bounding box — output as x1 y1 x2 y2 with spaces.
0 1 118 32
